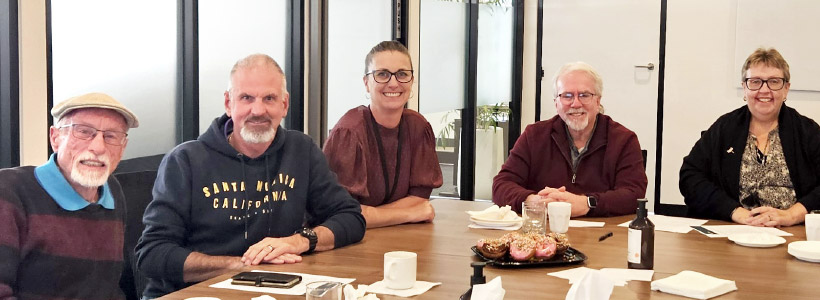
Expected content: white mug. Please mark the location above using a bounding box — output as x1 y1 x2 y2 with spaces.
805 213 820 241
384 251 417 290
548 202 572 234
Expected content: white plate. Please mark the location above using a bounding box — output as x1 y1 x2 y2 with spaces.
788 241 820 262
470 216 522 227
727 233 786 248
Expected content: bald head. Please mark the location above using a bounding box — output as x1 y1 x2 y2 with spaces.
228 54 288 95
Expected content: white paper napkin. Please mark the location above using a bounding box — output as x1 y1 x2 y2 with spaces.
564 270 615 300
344 284 381 300
471 276 505 300
650 270 737 299
365 280 441 297
251 296 277 300
467 205 517 220
569 220 605 228
209 271 355 295
548 267 653 287
618 214 707 233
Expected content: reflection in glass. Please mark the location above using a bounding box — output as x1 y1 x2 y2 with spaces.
326 0 392 135
474 2 513 200
419 0 468 198
199 0 288 133
51 0 177 159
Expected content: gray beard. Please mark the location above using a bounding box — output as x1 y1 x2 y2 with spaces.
240 126 276 144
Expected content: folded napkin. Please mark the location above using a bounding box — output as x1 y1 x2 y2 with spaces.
564 269 615 300
344 284 381 300
251 296 276 300
468 205 520 221
569 220 605 228
209 270 355 295
650 271 737 299
365 280 441 297
471 276 505 300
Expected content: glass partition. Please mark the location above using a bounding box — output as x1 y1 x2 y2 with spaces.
199 0 288 133
51 0 177 159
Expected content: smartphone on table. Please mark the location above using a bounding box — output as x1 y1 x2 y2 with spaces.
230 271 302 288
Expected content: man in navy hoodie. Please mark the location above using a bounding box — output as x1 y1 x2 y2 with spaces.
135 54 366 298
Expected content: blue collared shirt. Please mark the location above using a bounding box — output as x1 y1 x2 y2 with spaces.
33 153 115 211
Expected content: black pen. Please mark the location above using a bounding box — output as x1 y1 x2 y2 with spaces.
598 232 613 242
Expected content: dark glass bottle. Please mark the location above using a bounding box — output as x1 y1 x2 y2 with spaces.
460 262 486 300
628 199 654 269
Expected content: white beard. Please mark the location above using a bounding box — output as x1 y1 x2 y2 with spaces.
70 151 111 188
564 108 589 132
240 125 277 144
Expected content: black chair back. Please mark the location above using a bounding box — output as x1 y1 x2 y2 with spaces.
114 170 157 300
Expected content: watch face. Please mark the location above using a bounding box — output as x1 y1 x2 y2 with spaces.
588 196 597 208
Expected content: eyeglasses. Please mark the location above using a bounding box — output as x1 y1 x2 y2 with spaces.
744 77 787 91
366 69 414 83
58 124 128 146
555 92 597 104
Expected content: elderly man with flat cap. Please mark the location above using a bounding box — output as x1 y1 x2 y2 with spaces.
0 93 138 300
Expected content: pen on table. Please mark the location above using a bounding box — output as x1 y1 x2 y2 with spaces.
598 232 613 242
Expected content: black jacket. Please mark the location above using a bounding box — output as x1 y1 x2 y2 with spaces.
680 104 820 221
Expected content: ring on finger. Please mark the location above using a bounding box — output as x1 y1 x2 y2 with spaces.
266 245 274 251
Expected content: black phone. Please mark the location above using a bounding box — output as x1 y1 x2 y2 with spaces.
230 271 302 288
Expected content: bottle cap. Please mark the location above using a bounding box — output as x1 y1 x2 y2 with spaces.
470 262 487 285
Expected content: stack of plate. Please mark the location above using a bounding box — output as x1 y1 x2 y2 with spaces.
469 215 522 228
727 233 786 248
788 241 820 262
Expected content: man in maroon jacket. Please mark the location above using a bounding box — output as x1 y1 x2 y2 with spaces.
492 62 647 217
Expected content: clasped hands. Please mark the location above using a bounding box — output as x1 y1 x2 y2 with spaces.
240 235 306 266
733 206 802 227
526 186 589 217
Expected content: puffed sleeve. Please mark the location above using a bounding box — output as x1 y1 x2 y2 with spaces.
408 120 443 199
323 126 370 202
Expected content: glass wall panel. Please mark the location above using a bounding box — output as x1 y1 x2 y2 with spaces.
419 0 468 198
474 2 513 200
51 0 177 159
326 0 392 134
199 0 288 133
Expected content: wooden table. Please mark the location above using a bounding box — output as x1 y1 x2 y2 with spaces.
159 199 815 299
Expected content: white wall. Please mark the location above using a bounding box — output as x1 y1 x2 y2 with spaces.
660 0 820 205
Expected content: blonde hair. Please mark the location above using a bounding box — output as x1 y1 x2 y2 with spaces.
741 47 790 82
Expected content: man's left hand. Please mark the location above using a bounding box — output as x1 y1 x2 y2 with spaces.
241 235 306 265
544 191 589 217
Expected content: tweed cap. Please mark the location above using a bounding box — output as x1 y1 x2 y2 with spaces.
51 92 139 128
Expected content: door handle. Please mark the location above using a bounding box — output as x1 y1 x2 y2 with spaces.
635 63 655 70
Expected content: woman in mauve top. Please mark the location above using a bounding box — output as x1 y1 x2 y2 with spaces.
323 41 443 228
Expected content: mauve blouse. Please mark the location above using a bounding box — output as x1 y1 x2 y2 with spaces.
323 106 443 207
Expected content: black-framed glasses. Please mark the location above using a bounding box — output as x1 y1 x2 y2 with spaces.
57 124 128 146
555 92 597 104
366 69 414 83
744 77 787 91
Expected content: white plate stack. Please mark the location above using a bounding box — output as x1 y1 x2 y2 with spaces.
788 241 820 262
467 205 522 228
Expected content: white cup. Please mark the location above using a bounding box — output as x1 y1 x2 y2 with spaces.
548 202 572 234
806 213 820 241
383 251 417 290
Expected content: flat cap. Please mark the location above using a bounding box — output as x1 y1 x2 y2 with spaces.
51 92 139 128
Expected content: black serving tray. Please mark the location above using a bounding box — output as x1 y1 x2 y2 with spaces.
471 246 587 267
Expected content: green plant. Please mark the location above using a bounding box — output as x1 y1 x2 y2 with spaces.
476 102 510 132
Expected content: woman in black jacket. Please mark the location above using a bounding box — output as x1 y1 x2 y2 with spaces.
680 47 820 227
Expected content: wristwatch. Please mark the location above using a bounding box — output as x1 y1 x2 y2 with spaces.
296 227 317 254
587 196 598 209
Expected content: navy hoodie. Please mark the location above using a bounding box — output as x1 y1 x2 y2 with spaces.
135 114 365 297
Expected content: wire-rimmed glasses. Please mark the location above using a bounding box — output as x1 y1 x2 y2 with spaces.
555 92 597 104
57 124 128 146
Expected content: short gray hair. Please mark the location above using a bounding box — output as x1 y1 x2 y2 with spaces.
226 53 288 95
552 61 604 97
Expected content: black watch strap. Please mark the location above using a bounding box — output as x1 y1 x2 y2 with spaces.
297 227 317 253
587 196 598 209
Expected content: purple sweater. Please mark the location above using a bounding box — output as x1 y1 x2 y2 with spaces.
0 165 126 300
492 114 647 217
